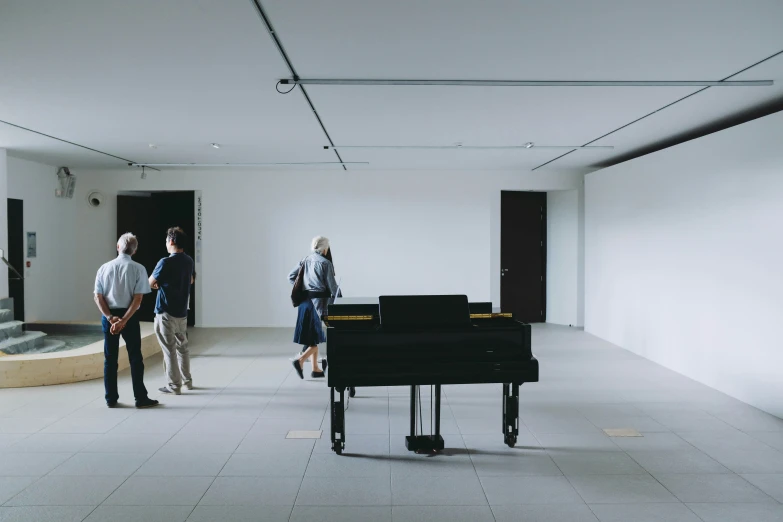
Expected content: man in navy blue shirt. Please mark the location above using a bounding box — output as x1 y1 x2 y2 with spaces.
149 227 195 395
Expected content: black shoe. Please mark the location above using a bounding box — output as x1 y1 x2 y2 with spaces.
311 371 325 378
135 398 160 409
292 360 304 379
107 401 118 408
321 358 328 372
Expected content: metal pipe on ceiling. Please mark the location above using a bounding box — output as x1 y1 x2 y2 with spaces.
325 145 614 150
279 79 773 87
249 0 348 170
130 162 369 167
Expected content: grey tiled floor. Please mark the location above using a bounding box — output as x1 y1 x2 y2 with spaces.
1 325 783 521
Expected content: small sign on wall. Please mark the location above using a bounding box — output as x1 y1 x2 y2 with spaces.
196 195 202 263
26 232 37 258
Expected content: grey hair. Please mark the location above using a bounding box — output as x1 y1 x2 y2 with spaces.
117 232 138 255
311 236 330 253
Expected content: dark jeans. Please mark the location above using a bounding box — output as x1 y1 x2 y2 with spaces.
103 310 148 403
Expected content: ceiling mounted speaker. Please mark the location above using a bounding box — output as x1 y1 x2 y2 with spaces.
86 191 104 208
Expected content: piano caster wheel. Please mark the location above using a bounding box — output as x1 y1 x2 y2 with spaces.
332 442 343 455
349 387 356 398
505 435 517 448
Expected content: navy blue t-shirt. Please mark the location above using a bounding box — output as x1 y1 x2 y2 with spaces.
152 252 194 318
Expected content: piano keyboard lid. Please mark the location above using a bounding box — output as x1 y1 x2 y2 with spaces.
326 296 494 320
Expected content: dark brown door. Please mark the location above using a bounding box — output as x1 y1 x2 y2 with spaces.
500 191 546 323
117 192 196 325
7 199 24 321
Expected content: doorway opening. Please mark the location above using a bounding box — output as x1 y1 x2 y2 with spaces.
117 191 196 325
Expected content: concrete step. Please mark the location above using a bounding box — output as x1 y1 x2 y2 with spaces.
0 331 47 355
0 321 24 341
0 309 14 323
34 339 67 354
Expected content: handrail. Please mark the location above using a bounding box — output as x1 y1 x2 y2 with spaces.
1 256 24 280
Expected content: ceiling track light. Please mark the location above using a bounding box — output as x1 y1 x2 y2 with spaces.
129 162 369 168
280 79 773 88
324 145 613 150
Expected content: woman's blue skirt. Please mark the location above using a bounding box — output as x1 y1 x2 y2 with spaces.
293 299 326 346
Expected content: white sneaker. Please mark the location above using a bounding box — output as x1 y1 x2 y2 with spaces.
159 386 181 395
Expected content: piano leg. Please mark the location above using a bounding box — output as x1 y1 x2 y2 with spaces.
405 385 445 453
502 383 520 448
330 387 345 455
434 384 441 439
409 385 416 438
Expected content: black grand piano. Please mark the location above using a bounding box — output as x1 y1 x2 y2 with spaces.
324 295 538 454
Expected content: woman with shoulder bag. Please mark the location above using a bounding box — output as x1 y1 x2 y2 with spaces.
287 236 339 378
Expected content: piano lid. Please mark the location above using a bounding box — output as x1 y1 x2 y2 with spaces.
326 296 494 318
379 295 471 328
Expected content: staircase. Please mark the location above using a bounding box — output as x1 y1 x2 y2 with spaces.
0 299 65 356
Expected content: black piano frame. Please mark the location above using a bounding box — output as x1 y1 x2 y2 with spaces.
329 380 523 454
325 297 537 455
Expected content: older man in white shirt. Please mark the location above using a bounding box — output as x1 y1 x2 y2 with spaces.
94 233 159 408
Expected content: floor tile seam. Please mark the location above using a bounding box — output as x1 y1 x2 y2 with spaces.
0 433 32 452
578 412 641 452
468 446 498 522
244 351 299 431
88 387 224 511
549 459 594 508
744 432 783 453
188 352 268 451
623 446 733 476
26 471 136 513
2 445 150 506
185 447 240 521
0 475 48 507
58 447 158 480
289 403 331 520
635 466 755 506
0 503 99 522
697 409 766 434
730 474 783 504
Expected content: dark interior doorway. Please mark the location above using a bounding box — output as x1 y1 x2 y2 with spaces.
7 198 24 321
500 191 546 323
117 191 196 325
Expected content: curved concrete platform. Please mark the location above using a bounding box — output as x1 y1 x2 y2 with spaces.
0 322 159 388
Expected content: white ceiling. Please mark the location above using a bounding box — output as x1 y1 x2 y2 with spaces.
1 0 782 172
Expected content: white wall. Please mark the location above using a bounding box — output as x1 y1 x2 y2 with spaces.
586 111 783 417
0 149 7 299
6 162 582 326
6 157 110 322
546 189 579 326
577 181 585 327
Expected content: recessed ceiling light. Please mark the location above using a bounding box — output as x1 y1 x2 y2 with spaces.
210 143 220 149
524 142 534 149
149 144 157 149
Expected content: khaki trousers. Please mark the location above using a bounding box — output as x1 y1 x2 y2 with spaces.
154 313 191 390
